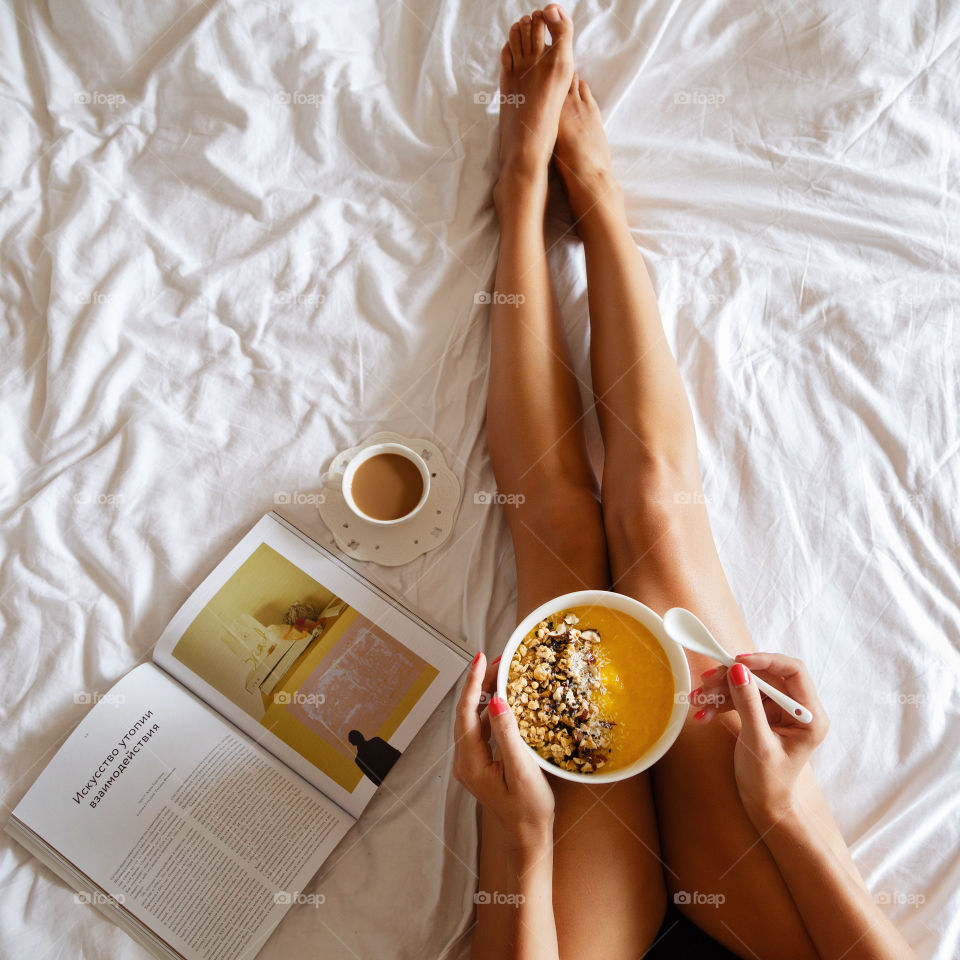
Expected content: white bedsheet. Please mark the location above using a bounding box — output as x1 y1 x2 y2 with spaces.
2 1 958 958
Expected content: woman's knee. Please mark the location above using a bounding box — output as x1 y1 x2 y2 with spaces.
508 479 608 561
599 454 703 571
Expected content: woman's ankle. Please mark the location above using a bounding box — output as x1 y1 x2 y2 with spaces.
565 167 624 222
494 166 549 217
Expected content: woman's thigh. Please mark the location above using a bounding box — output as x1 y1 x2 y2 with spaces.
472 495 666 960
602 458 848 959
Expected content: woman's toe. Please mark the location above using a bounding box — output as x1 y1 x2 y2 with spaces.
508 22 523 64
543 4 573 45
500 41 513 72
519 15 532 60
530 11 546 55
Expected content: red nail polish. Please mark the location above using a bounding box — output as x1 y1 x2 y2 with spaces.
736 652 754 658
491 655 502 666
730 663 749 686
489 695 508 717
701 667 718 677
694 709 707 721
471 651 482 665
691 687 703 700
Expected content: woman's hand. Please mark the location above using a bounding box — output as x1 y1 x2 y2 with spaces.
453 651 555 854
693 652 830 827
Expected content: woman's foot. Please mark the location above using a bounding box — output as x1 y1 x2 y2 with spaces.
554 73 622 222
494 5 574 209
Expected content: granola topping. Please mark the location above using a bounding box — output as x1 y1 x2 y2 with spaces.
506 612 614 773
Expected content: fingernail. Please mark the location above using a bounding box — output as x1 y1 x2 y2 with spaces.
694 709 707 721
471 651 482 665
736 652 754 659
730 663 749 686
691 687 703 701
489 695 508 717
701 667 719 677
491 655 502 666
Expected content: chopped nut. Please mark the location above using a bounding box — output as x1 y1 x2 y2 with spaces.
507 610 615 774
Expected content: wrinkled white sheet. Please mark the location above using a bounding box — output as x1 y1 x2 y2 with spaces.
2 0 958 958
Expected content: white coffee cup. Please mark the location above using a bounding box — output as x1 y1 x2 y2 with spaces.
341 442 431 525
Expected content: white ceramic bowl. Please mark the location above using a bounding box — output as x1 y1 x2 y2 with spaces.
496 589 691 784
340 441 431 525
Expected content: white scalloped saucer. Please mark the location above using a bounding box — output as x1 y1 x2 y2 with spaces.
317 432 461 566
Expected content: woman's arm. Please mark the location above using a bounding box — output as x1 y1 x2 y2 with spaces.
696 654 917 960
500 818 556 958
454 653 560 960
756 802 915 960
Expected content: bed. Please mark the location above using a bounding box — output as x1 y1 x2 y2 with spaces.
2 0 958 957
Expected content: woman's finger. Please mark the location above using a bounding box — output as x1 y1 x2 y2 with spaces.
479 710 491 744
479 655 502 709
454 652 484 736
734 652 827 733
762 695 784 727
454 653 494 776
698 664 727 683
726 663 777 753
692 702 717 723
488 694 533 787
691 674 733 713
696 666 731 698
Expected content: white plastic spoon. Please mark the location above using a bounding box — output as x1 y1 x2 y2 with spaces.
662 607 814 724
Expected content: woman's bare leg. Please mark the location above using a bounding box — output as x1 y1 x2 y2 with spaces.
554 75 861 958
473 9 665 959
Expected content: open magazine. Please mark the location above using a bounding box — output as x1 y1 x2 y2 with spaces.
6 512 470 960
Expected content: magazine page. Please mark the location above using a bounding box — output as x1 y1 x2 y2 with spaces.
8 663 352 960
152 514 468 819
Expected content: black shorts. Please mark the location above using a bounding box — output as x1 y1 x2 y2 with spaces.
644 902 742 958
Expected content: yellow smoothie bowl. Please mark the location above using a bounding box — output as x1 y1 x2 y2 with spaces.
496 589 690 784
